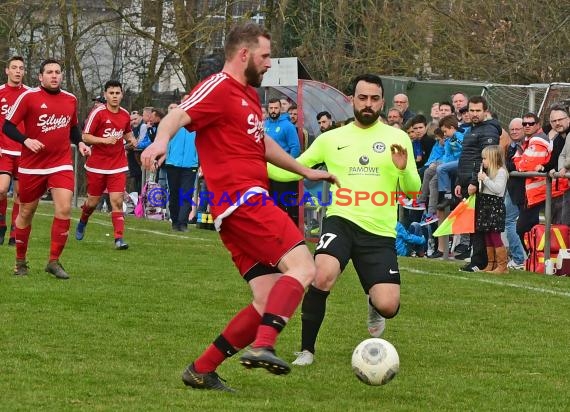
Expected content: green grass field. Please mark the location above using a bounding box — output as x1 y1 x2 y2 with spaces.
2 203 570 411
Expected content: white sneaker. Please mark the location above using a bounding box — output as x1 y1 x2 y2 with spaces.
367 301 386 338
292 350 314 366
507 260 525 270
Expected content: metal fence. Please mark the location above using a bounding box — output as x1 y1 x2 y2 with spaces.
510 171 570 275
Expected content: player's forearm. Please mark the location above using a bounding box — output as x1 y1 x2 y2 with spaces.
267 163 302 182
154 108 190 146
125 132 137 147
265 135 311 178
3 120 27 144
82 133 106 145
398 150 422 195
399 168 421 195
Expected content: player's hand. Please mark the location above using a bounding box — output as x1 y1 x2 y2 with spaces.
467 184 477 195
390 144 408 170
303 168 341 187
477 171 487 181
24 138 45 153
106 136 118 145
141 141 167 171
78 142 91 157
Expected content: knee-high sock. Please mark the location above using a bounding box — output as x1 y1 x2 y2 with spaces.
0 197 7 227
193 304 261 373
79 203 96 224
111 211 125 239
49 218 70 261
9 202 19 238
300 285 330 354
253 275 305 349
15 225 31 260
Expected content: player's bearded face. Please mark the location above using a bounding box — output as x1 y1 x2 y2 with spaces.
245 55 263 88
354 106 381 126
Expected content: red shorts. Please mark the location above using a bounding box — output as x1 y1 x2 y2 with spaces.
0 154 19 177
19 170 74 203
218 196 304 277
86 171 127 196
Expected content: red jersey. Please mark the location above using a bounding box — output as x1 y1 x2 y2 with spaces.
179 72 267 217
6 87 78 174
83 105 131 174
0 83 29 155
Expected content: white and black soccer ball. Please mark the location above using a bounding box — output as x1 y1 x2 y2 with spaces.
351 338 399 385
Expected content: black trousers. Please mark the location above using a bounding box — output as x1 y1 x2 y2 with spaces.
269 180 299 226
470 231 487 269
165 165 197 228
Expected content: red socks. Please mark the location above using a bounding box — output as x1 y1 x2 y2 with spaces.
111 211 124 239
15 225 31 260
194 304 261 373
191 276 305 373
0 198 7 227
10 202 19 238
253 275 305 349
49 217 70 261
80 203 96 224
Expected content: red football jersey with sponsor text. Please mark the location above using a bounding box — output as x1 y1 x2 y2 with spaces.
179 72 267 217
0 83 29 155
83 105 131 174
6 87 78 174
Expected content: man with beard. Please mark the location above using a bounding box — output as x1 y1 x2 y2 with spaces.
268 73 420 366
454 95 501 272
265 98 301 223
264 98 300 157
316 111 334 134
546 104 570 225
140 22 338 391
288 103 310 149
3 59 91 278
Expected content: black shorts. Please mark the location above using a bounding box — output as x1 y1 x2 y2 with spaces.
314 215 400 293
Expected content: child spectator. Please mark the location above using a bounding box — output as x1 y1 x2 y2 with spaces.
477 145 509 273
408 114 435 175
395 221 427 257
436 115 466 210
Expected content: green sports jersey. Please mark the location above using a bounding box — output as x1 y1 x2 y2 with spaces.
268 121 421 238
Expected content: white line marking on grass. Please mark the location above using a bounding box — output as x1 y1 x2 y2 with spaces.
403 267 570 298
35 212 216 242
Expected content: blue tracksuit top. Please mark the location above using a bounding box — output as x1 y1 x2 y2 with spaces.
165 128 198 168
264 114 301 158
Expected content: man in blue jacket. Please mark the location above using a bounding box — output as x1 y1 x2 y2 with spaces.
265 98 300 157
265 98 301 224
165 101 198 232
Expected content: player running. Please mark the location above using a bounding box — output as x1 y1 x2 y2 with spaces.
3 58 90 278
141 22 338 392
269 74 421 366
0 56 29 246
75 80 137 249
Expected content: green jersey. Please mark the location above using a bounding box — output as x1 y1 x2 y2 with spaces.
268 121 421 238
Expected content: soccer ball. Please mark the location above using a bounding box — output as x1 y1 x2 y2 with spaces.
351 338 399 385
